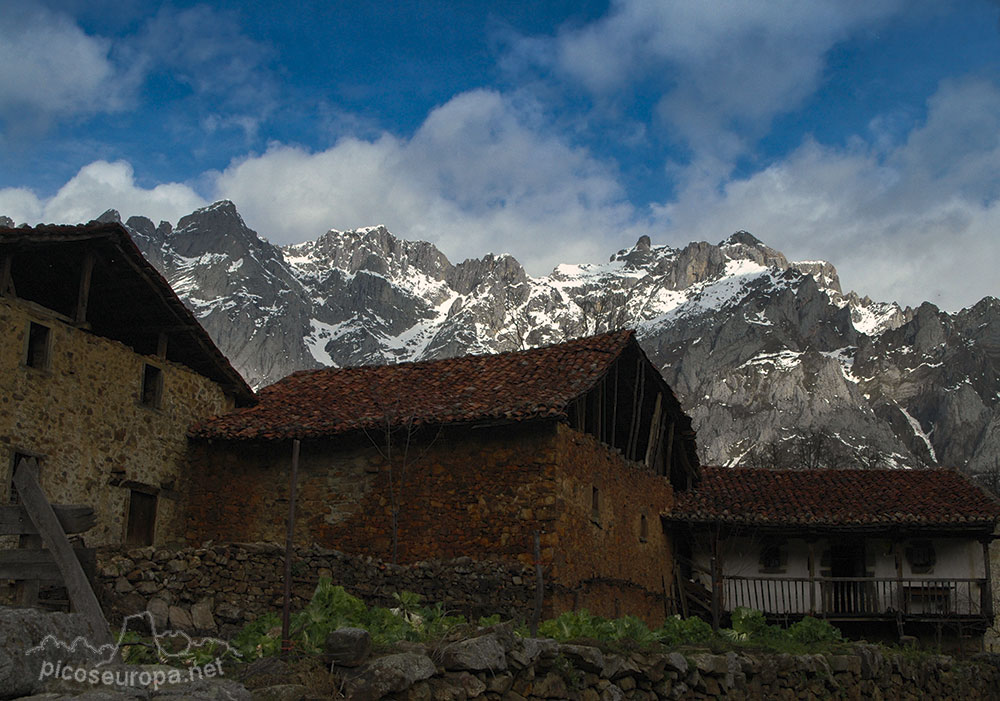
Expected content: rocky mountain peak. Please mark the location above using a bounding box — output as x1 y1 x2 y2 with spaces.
0 216 14 228
95 209 121 224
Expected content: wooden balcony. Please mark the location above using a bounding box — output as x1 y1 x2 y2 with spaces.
721 576 991 621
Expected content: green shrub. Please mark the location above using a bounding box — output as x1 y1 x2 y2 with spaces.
655 614 716 646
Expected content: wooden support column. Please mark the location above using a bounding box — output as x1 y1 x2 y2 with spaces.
664 421 675 480
610 361 619 449
0 255 11 297
894 538 905 614
807 539 816 615
74 251 95 324
982 539 994 619
156 331 168 359
644 392 663 468
711 528 722 631
627 360 645 461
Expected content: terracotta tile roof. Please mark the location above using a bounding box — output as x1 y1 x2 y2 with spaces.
190 329 637 441
668 466 1000 530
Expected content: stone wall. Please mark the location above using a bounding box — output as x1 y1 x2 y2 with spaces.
96 543 538 635
332 628 1000 701
0 295 233 545
185 421 678 624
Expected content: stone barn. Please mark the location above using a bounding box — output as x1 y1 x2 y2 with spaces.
186 329 700 624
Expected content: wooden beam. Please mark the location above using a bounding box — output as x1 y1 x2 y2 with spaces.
664 421 675 479
610 360 619 448
982 539 994 619
73 251 95 324
0 547 96 582
644 393 664 467
0 504 96 535
156 331 168 359
627 360 645 461
12 459 111 645
0 254 11 297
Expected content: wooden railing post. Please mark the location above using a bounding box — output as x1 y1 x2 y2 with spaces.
982 539 994 619
894 539 905 614
807 540 816 616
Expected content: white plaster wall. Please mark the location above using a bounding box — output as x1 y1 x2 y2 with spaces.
689 533 989 616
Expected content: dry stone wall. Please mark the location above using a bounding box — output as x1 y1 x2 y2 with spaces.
96 543 538 636
328 626 1000 701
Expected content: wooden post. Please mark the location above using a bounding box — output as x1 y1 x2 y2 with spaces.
895 539 905 615
281 439 301 656
0 255 11 297
14 534 42 607
807 539 816 615
610 361 618 449
156 331 168 359
664 421 675 479
644 393 663 468
12 459 111 645
530 532 544 636
982 539 994 619
711 528 722 631
628 361 645 461
74 251 95 324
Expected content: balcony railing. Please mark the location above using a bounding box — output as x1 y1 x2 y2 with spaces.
722 576 989 619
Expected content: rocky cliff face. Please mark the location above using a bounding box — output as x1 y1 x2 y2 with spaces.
31 202 1000 474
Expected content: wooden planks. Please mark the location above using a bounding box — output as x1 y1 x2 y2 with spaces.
0 504 96 535
12 459 111 644
0 546 96 582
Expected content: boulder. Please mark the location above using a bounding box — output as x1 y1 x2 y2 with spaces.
190 600 217 634
167 606 193 632
324 627 372 667
439 633 506 671
0 606 105 699
345 652 436 701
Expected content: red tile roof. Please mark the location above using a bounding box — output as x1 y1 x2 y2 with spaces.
668 466 1000 530
190 329 637 441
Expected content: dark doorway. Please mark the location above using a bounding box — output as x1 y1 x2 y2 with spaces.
829 540 868 614
125 490 157 546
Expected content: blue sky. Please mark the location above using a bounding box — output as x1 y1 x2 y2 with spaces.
1 0 998 311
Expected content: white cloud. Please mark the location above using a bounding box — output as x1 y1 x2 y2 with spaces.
511 0 904 166
655 77 1000 311
214 90 639 271
0 2 136 130
0 160 205 226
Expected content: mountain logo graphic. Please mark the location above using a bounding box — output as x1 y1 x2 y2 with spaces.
25 610 242 666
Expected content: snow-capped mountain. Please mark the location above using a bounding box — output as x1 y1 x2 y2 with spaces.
60 202 999 473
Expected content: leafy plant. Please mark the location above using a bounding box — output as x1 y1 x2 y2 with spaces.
655 614 716 646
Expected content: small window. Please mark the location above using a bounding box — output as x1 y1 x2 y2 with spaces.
591 486 600 524
639 513 649 542
140 364 163 408
24 322 50 369
759 540 788 573
906 540 936 574
125 490 157 546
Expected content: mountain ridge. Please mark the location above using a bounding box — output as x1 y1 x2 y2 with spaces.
12 201 998 475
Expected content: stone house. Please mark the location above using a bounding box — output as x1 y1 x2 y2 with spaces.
0 222 254 546
667 466 1000 645
186 329 700 624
